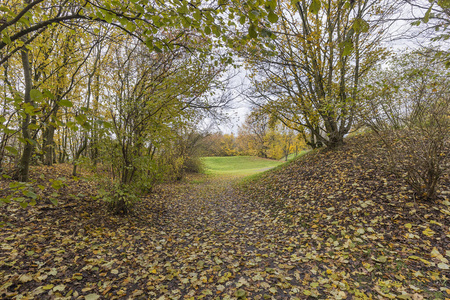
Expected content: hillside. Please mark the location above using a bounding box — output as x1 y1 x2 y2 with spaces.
241 134 450 298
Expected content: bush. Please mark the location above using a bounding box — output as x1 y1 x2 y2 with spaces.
183 156 204 174
378 116 448 200
101 183 141 215
360 52 449 200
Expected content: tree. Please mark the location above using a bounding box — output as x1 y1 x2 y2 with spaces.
0 0 250 66
237 110 271 158
241 0 395 148
236 110 305 159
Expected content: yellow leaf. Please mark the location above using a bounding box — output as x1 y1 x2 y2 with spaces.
19 274 33 283
429 220 443 226
422 228 435 237
431 247 449 263
42 284 54 290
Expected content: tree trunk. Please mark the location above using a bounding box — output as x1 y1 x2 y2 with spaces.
15 41 34 182
43 102 59 166
43 124 55 165
72 137 87 176
327 132 345 149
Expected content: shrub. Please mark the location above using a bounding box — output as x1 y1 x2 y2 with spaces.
183 156 204 174
360 52 449 200
101 183 141 215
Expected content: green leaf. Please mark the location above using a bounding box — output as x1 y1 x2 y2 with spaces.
353 18 369 33
249 9 260 20
212 25 220 37
59 100 73 107
75 115 87 124
43 90 55 99
342 40 353 56
50 198 58 206
268 11 278 23
248 24 257 38
119 17 128 26
423 5 433 23
309 0 321 14
30 89 43 101
0 6 10 12
438 0 450 9
266 0 277 10
104 12 113 23
5 146 18 155
24 190 37 199
2 34 11 45
28 123 39 130
126 21 136 32
193 10 201 21
204 26 211 35
260 28 273 38
95 10 104 20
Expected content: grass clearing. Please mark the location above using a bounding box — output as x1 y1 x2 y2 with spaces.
201 156 284 176
240 150 312 186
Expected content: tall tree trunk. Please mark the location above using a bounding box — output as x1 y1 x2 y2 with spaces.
72 137 87 176
15 41 34 182
43 123 55 165
43 104 59 166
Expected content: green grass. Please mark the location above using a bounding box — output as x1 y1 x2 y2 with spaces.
240 149 312 186
279 150 311 162
201 156 284 176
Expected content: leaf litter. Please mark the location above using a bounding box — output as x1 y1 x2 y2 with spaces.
0 135 449 299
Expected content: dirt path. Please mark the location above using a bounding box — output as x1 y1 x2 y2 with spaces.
1 173 311 300
142 175 308 299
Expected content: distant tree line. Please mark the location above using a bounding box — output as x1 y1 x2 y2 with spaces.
199 116 306 160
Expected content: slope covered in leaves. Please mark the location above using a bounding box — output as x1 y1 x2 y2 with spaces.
241 135 450 299
0 135 449 299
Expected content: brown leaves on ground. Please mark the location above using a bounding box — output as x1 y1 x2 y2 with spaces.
0 135 449 299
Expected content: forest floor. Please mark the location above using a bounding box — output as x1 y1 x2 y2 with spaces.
0 135 449 300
